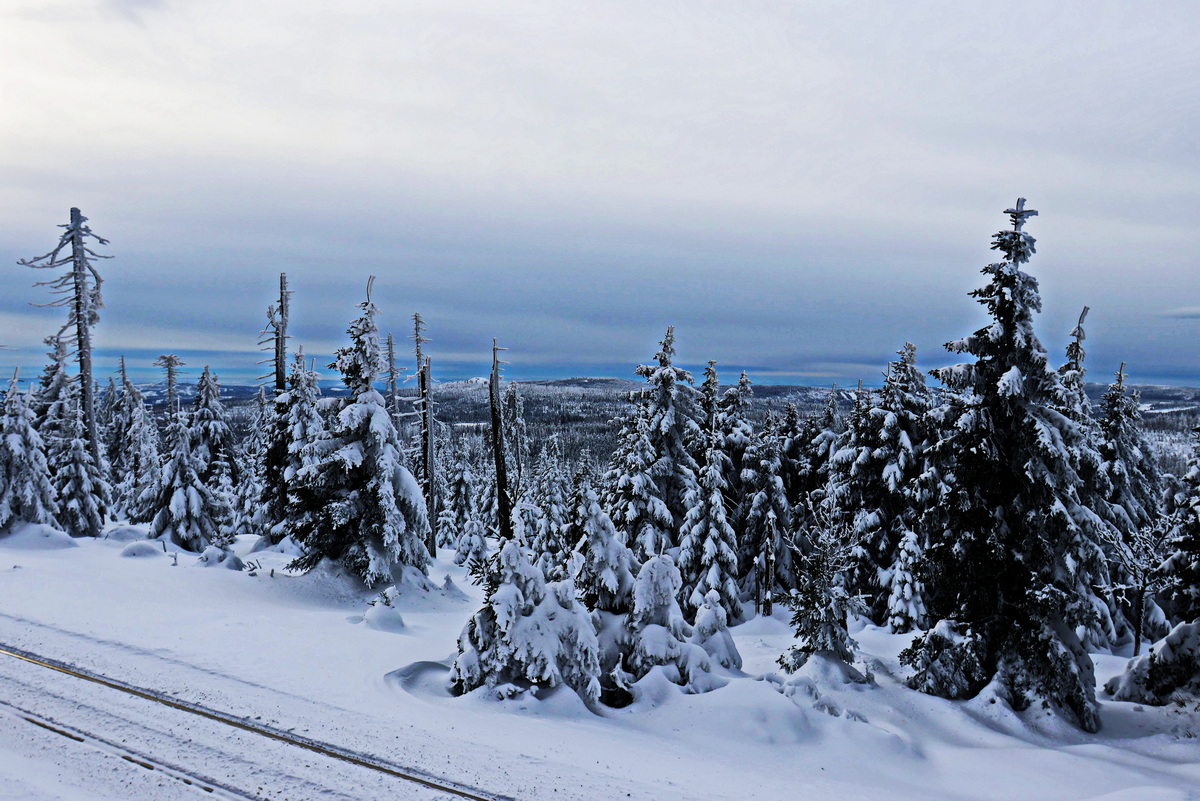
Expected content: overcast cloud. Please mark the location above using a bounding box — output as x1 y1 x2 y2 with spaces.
1 1 1198 387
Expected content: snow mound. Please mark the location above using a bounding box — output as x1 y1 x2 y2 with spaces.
196 546 245 570
439 574 470 601
386 564 470 610
249 533 305 557
360 588 408 633
102 524 150 542
1105 622 1200 705
386 661 453 699
0 523 78 550
120 541 165 558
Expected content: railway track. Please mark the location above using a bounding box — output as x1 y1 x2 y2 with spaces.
0 642 513 801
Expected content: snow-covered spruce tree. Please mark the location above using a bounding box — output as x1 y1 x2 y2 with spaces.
825 382 879 598
1099 366 1163 538
618 554 717 691
53 399 109 538
566 464 640 698
113 381 162 524
699 360 722 435
1162 426 1200 624
451 540 600 703
190 366 241 490
603 409 674 561
604 327 701 560
288 281 430 586
529 436 571 581
887 529 928 634
453 514 490 568
779 507 865 672
831 346 934 628
148 412 232 551
693 589 743 670
632 325 703 528
99 375 120 477
274 347 326 522
1104 618 1200 705
268 349 327 544
233 387 270 538
776 403 811 510
437 440 477 549
1051 309 1125 650
570 465 638 615
901 199 1103 732
804 386 843 508
677 432 742 623
715 369 756 554
739 419 796 613
0 373 59 531
20 208 109 468
31 335 73 482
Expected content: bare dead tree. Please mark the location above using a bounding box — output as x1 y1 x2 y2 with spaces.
489 338 514 541
20 208 110 466
153 354 186 413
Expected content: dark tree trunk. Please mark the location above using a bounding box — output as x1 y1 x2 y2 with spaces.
70 208 100 468
490 340 514 541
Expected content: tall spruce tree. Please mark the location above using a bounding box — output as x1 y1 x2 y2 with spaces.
832 346 933 628
438 439 478 549
148 413 232 551
113 381 162 524
1099 366 1163 537
54 398 108 538
0 373 59 531
677 432 742 623
529 436 571 581
31 336 72 482
604 327 701 560
718 371 756 551
234 387 271 539
288 281 430 585
902 199 1103 732
1052 309 1122 649
1162 426 1200 624
739 418 795 614
190 367 240 489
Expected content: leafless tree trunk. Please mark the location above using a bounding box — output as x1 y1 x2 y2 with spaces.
490 339 514 541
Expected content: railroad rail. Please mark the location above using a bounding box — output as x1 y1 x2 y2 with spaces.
0 642 513 801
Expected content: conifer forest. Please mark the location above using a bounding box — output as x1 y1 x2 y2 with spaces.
1 199 1198 800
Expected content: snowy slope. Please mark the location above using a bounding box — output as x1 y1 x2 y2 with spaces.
0 528 1198 801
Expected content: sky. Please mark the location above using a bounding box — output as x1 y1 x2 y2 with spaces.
1 1 1198 388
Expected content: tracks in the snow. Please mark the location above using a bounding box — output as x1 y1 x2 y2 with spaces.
0 697 255 799
0 642 512 801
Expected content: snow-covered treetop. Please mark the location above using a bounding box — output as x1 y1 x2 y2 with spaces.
991 197 1038 265
335 279 384 397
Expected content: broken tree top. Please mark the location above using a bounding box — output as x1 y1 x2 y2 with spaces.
1005 197 1038 231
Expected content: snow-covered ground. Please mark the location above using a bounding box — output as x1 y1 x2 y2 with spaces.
1 525 1198 801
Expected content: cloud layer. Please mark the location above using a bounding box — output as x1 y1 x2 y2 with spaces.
1 1 1198 387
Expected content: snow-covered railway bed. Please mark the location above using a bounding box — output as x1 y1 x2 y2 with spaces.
0 643 503 801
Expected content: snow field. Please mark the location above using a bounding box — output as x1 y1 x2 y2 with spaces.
0 528 1198 800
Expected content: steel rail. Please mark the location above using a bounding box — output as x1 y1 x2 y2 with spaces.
0 642 513 801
